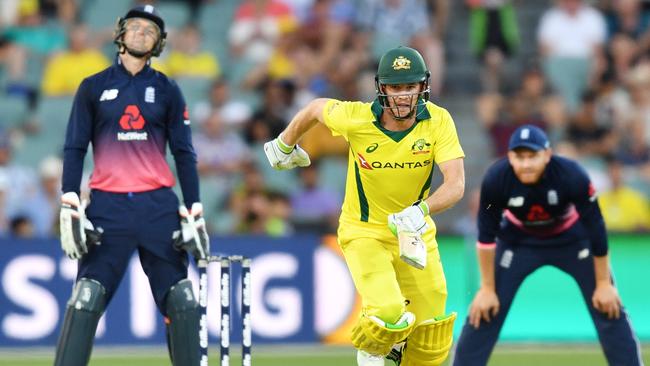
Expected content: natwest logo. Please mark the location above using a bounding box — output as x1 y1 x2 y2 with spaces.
119 105 146 130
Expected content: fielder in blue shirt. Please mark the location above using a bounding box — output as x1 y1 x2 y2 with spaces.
55 5 208 366
452 125 643 366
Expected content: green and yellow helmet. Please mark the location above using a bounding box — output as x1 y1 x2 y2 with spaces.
375 46 430 118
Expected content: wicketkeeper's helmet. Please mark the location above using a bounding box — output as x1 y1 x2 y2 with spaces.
114 4 167 57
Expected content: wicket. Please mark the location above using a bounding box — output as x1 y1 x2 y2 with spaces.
197 255 252 366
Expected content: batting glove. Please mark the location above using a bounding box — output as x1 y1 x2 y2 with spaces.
388 200 430 236
263 136 311 170
174 202 210 261
59 192 102 259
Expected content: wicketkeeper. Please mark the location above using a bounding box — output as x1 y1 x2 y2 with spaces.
55 5 209 366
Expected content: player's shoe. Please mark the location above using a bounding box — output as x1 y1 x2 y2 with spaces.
385 343 403 365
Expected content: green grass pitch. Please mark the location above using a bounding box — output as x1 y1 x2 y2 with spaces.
1 344 648 365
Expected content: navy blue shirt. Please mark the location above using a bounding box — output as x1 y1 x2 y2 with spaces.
478 156 608 256
62 57 199 207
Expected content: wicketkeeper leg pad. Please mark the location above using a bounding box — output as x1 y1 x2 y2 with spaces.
54 278 106 366
401 312 457 366
351 312 416 356
166 279 200 366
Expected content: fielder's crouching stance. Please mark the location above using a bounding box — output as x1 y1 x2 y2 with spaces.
452 125 643 366
54 5 209 366
264 46 465 365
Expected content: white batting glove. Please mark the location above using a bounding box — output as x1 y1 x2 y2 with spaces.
388 200 430 236
60 192 100 259
263 136 311 170
174 202 210 261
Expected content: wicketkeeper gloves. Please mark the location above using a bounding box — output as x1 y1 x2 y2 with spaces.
174 202 210 261
59 192 102 259
263 136 311 170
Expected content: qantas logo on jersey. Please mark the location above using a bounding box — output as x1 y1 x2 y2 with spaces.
117 105 148 141
356 153 431 170
357 153 373 169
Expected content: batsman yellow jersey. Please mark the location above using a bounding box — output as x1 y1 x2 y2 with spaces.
322 99 465 243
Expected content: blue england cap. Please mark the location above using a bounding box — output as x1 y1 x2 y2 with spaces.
508 125 550 151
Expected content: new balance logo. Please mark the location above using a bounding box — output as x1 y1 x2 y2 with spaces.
507 196 524 207
99 89 118 101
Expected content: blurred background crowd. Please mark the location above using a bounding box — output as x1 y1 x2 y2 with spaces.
0 0 649 239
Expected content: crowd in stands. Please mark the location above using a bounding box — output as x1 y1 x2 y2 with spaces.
0 0 649 238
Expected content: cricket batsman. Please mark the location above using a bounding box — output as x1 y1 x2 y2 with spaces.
264 46 465 366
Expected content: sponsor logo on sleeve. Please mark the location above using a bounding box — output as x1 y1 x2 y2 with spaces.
183 106 190 125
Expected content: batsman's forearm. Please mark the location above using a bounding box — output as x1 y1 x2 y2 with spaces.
477 247 496 290
424 177 464 215
279 99 328 145
593 254 612 285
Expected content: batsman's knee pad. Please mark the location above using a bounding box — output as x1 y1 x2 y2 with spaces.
54 278 106 366
166 279 200 366
401 312 457 366
351 312 416 356
373 300 406 325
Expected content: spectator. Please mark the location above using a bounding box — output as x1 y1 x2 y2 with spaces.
228 163 271 234
244 78 296 144
228 0 298 64
297 0 364 98
0 36 28 92
565 90 618 157
290 161 341 233
476 71 555 157
515 64 566 137
0 131 39 234
605 0 650 40
30 155 62 237
538 0 607 112
265 191 294 236
192 78 252 128
605 0 650 80
356 0 448 96
468 0 520 92
41 23 110 96
39 0 77 25
193 109 251 177
598 155 650 232
2 1 66 56
9 215 34 238
163 23 221 79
